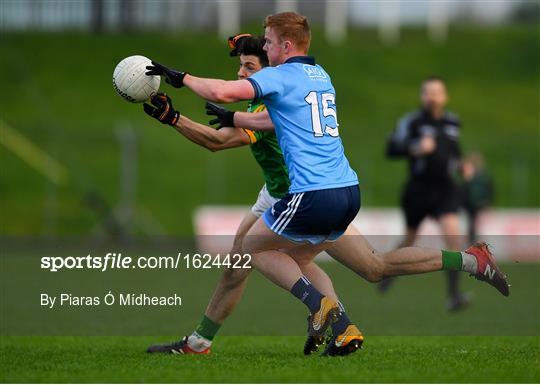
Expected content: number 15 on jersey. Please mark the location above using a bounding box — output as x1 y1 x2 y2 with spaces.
305 91 340 137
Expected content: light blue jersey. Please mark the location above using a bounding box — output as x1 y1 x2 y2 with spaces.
247 56 358 193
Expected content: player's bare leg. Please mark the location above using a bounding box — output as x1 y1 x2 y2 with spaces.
326 225 440 285
295 259 339 302
204 213 258 324
243 218 329 289
376 226 418 292
195 213 344 352
146 212 257 354
328 225 442 283
243 218 362 356
326 224 508 296
148 212 347 355
203 232 344 355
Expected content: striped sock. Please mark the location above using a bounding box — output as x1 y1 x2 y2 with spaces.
331 302 351 336
290 276 324 313
442 250 477 274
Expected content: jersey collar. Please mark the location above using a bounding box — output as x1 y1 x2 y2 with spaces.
420 107 446 121
284 56 316 65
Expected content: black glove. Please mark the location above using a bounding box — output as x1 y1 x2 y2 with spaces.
145 61 187 88
205 101 235 129
143 93 180 126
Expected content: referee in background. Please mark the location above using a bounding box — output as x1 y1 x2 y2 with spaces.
382 76 469 311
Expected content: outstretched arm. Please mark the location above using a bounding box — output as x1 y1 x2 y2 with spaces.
206 102 275 132
234 110 274 131
174 115 251 152
146 60 255 103
183 75 255 104
143 93 250 152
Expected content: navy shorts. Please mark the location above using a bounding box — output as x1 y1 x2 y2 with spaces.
401 180 462 229
262 185 360 244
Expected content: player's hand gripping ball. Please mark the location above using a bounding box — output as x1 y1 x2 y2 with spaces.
145 61 187 88
113 55 160 103
143 93 180 126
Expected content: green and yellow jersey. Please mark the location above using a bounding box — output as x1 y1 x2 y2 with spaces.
242 99 290 199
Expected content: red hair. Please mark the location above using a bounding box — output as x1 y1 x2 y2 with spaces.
264 12 311 52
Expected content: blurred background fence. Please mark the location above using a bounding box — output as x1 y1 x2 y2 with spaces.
0 0 538 236
2 1 539 38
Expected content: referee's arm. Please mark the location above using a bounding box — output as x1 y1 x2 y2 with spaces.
386 113 414 158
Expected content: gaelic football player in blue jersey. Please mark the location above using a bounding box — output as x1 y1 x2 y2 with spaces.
152 12 364 356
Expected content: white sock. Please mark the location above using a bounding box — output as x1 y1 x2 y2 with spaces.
461 252 478 274
187 331 212 352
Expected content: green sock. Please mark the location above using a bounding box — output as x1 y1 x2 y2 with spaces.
441 250 462 271
195 315 221 341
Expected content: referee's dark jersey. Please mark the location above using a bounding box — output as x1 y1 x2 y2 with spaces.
386 108 463 227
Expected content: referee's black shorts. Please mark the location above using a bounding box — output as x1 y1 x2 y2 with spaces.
401 180 462 229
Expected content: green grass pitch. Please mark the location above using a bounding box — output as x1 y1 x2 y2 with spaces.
1 336 538 383
1 262 539 383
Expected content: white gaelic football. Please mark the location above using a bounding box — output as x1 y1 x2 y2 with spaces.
113 55 160 103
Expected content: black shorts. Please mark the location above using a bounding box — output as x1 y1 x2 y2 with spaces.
263 185 361 244
401 180 462 229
